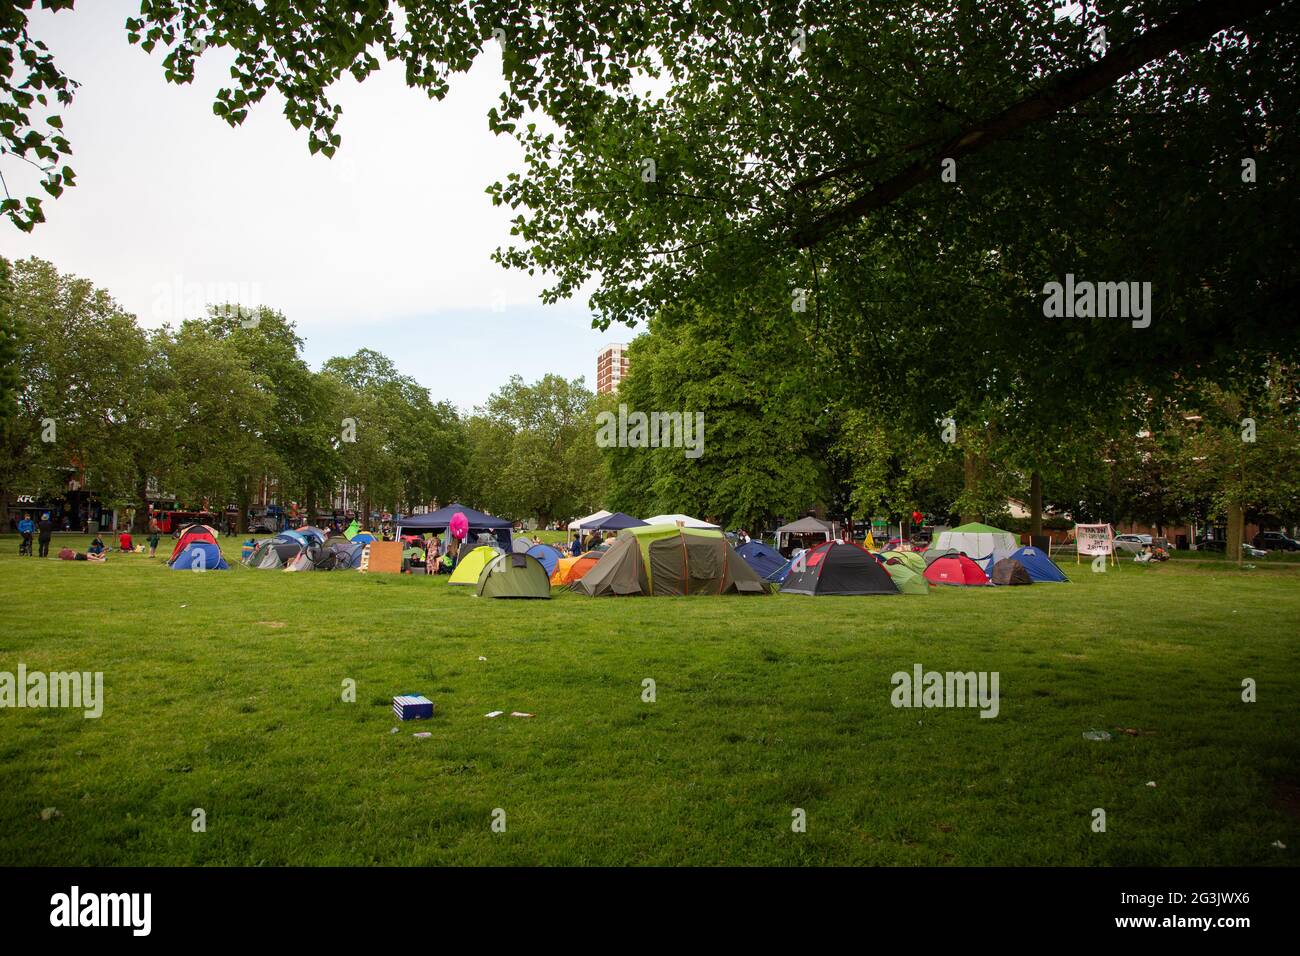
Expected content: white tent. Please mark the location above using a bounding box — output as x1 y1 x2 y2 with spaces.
934 524 1018 560
642 513 720 529
774 516 835 551
568 510 612 531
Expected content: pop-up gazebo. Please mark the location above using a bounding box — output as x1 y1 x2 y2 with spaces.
774 516 834 552
396 503 513 550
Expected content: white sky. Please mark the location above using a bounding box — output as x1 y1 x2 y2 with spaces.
1 1 630 411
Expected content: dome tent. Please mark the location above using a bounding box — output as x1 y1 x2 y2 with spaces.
934 523 1018 561
884 550 926 575
526 543 563 577
243 534 307 569
171 540 229 571
551 551 603 586
1007 546 1069 583
736 541 793 583
989 558 1034 586
448 545 502 585
883 560 930 594
780 540 898 596
168 524 219 564
923 553 990 586
476 552 552 599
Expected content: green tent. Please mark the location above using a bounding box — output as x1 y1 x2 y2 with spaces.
476 552 551 599
448 545 500 585
883 560 931 594
883 550 925 575
577 524 767 596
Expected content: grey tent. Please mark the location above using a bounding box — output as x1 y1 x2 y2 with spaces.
989 558 1034 586
476 552 552 599
774 516 834 551
923 548 961 566
576 526 767 597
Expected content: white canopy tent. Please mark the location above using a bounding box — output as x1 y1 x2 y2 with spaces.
774 516 835 551
642 513 720 529
568 510 612 531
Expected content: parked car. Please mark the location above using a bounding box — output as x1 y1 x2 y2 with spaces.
1252 531 1299 551
1242 542 1268 558
1114 533 1152 554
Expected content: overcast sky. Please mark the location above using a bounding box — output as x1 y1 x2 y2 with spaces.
2 1 630 411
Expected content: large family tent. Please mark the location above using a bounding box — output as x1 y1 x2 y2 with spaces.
448 545 501 585
551 551 602 586
396 503 513 550
526 543 562 577
168 524 219 564
924 553 990 586
934 523 1018 560
568 509 612 531
641 514 720 529
476 552 552 599
1006 546 1068 582
736 541 793 583
780 540 898 596
989 558 1034 586
774 516 834 551
577 526 767 597
170 540 229 571
583 511 649 532
243 534 307 569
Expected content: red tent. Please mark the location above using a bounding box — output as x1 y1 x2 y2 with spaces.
923 553 989 586
168 524 219 564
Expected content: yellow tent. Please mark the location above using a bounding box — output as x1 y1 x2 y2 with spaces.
448 545 501 585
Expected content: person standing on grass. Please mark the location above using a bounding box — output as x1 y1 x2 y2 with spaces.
37 512 53 557
18 512 34 555
147 516 161 558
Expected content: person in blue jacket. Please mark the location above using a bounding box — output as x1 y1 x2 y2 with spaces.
570 533 582 556
17 512 34 555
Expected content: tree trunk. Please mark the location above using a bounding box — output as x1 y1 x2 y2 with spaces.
134 469 150 533
1227 502 1244 565
1029 470 1043 538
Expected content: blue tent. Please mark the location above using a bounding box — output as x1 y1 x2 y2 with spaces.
526 543 562 577
1008 546 1068 583
396 502 513 550
585 511 648 531
736 541 793 583
170 541 229 571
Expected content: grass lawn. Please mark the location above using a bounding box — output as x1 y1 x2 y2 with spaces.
1 534 1297 866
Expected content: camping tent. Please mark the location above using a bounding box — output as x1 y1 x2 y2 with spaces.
448 545 501 585
511 537 532 553
568 509 612 531
168 524 219 564
923 547 960 566
736 541 793 583
350 531 379 545
780 540 899 596
476 552 552 599
396 503 513 550
641 513 720 529
526 543 562 577
1007 546 1069 583
924 553 990 586
243 534 307 569
934 523 1018 560
583 511 649 532
884 551 926 575
551 551 603 586
774 516 834 552
576 526 767 596
989 558 1034 586
883 560 930 594
170 540 229 571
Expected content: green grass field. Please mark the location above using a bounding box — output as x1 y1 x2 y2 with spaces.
1 534 1297 866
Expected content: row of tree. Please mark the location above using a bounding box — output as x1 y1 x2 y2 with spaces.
0 257 605 532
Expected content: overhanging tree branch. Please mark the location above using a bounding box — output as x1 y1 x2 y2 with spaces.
789 0 1289 249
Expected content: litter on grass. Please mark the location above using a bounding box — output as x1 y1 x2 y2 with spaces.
413 732 432 739
1082 730 1112 741
510 712 534 718
485 711 504 718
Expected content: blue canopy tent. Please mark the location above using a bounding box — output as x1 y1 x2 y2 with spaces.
585 512 649 532
396 503 513 550
1007 545 1069 582
736 540 792 583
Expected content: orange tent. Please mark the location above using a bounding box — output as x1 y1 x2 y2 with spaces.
550 551 602 586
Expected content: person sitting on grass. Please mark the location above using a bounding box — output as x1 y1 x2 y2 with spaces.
87 535 106 556
118 529 134 552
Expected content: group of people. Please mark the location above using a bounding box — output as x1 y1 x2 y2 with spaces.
16 511 165 560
